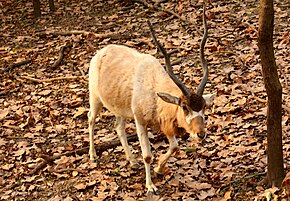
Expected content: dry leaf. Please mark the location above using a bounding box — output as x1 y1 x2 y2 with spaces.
197 188 215 200
13 149 26 157
1 0 289 200
48 195 62 201
224 191 231 200
73 107 87 119
72 170 78 177
0 109 9 121
0 138 7 146
38 89 52 96
55 124 67 133
74 183 86 190
1 164 14 171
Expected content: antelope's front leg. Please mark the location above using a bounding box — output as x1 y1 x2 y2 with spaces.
154 136 178 175
135 118 158 193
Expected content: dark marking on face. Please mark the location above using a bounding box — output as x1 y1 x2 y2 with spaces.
187 94 205 112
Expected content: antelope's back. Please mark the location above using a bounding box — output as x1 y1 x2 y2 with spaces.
89 44 174 119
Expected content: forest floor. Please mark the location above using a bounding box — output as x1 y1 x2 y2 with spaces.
0 0 289 200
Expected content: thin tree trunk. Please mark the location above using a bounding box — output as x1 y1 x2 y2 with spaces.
33 0 41 17
48 0 56 12
258 0 284 186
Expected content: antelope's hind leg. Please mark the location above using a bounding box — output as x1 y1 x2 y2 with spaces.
115 116 139 169
88 96 103 161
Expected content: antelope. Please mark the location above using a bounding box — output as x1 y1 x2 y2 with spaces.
88 4 214 193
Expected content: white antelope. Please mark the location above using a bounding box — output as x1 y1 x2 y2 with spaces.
88 5 214 193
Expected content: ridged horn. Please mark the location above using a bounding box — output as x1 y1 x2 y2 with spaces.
196 2 208 96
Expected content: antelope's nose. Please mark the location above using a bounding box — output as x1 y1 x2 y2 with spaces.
197 131 206 139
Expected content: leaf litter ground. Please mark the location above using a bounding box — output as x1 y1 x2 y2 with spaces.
0 0 289 200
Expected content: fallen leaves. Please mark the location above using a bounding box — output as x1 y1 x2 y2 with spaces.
0 0 289 200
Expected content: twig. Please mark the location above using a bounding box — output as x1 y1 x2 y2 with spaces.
0 88 19 97
2 125 22 130
20 75 87 83
29 160 49 175
132 0 202 35
4 59 32 72
279 64 290 92
51 43 72 70
6 136 29 140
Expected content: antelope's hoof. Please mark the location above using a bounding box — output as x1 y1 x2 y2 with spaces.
153 167 163 175
146 184 159 195
154 166 170 176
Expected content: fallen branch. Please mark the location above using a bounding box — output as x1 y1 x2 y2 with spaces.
28 133 139 175
51 43 72 70
133 0 202 35
36 30 131 40
29 132 168 175
21 75 87 83
0 88 19 97
4 59 32 72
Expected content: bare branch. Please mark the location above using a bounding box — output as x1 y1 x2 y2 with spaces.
36 30 131 40
28 134 139 175
4 59 32 73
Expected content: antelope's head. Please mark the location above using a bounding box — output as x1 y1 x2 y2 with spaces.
148 4 215 139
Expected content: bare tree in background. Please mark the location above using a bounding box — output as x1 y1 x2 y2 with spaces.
33 0 55 17
33 0 41 18
258 0 284 186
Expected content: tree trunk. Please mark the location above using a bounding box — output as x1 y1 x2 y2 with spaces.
33 0 41 18
48 0 56 12
258 0 284 186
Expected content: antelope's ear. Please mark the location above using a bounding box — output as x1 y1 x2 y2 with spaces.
157 92 180 106
203 94 216 107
